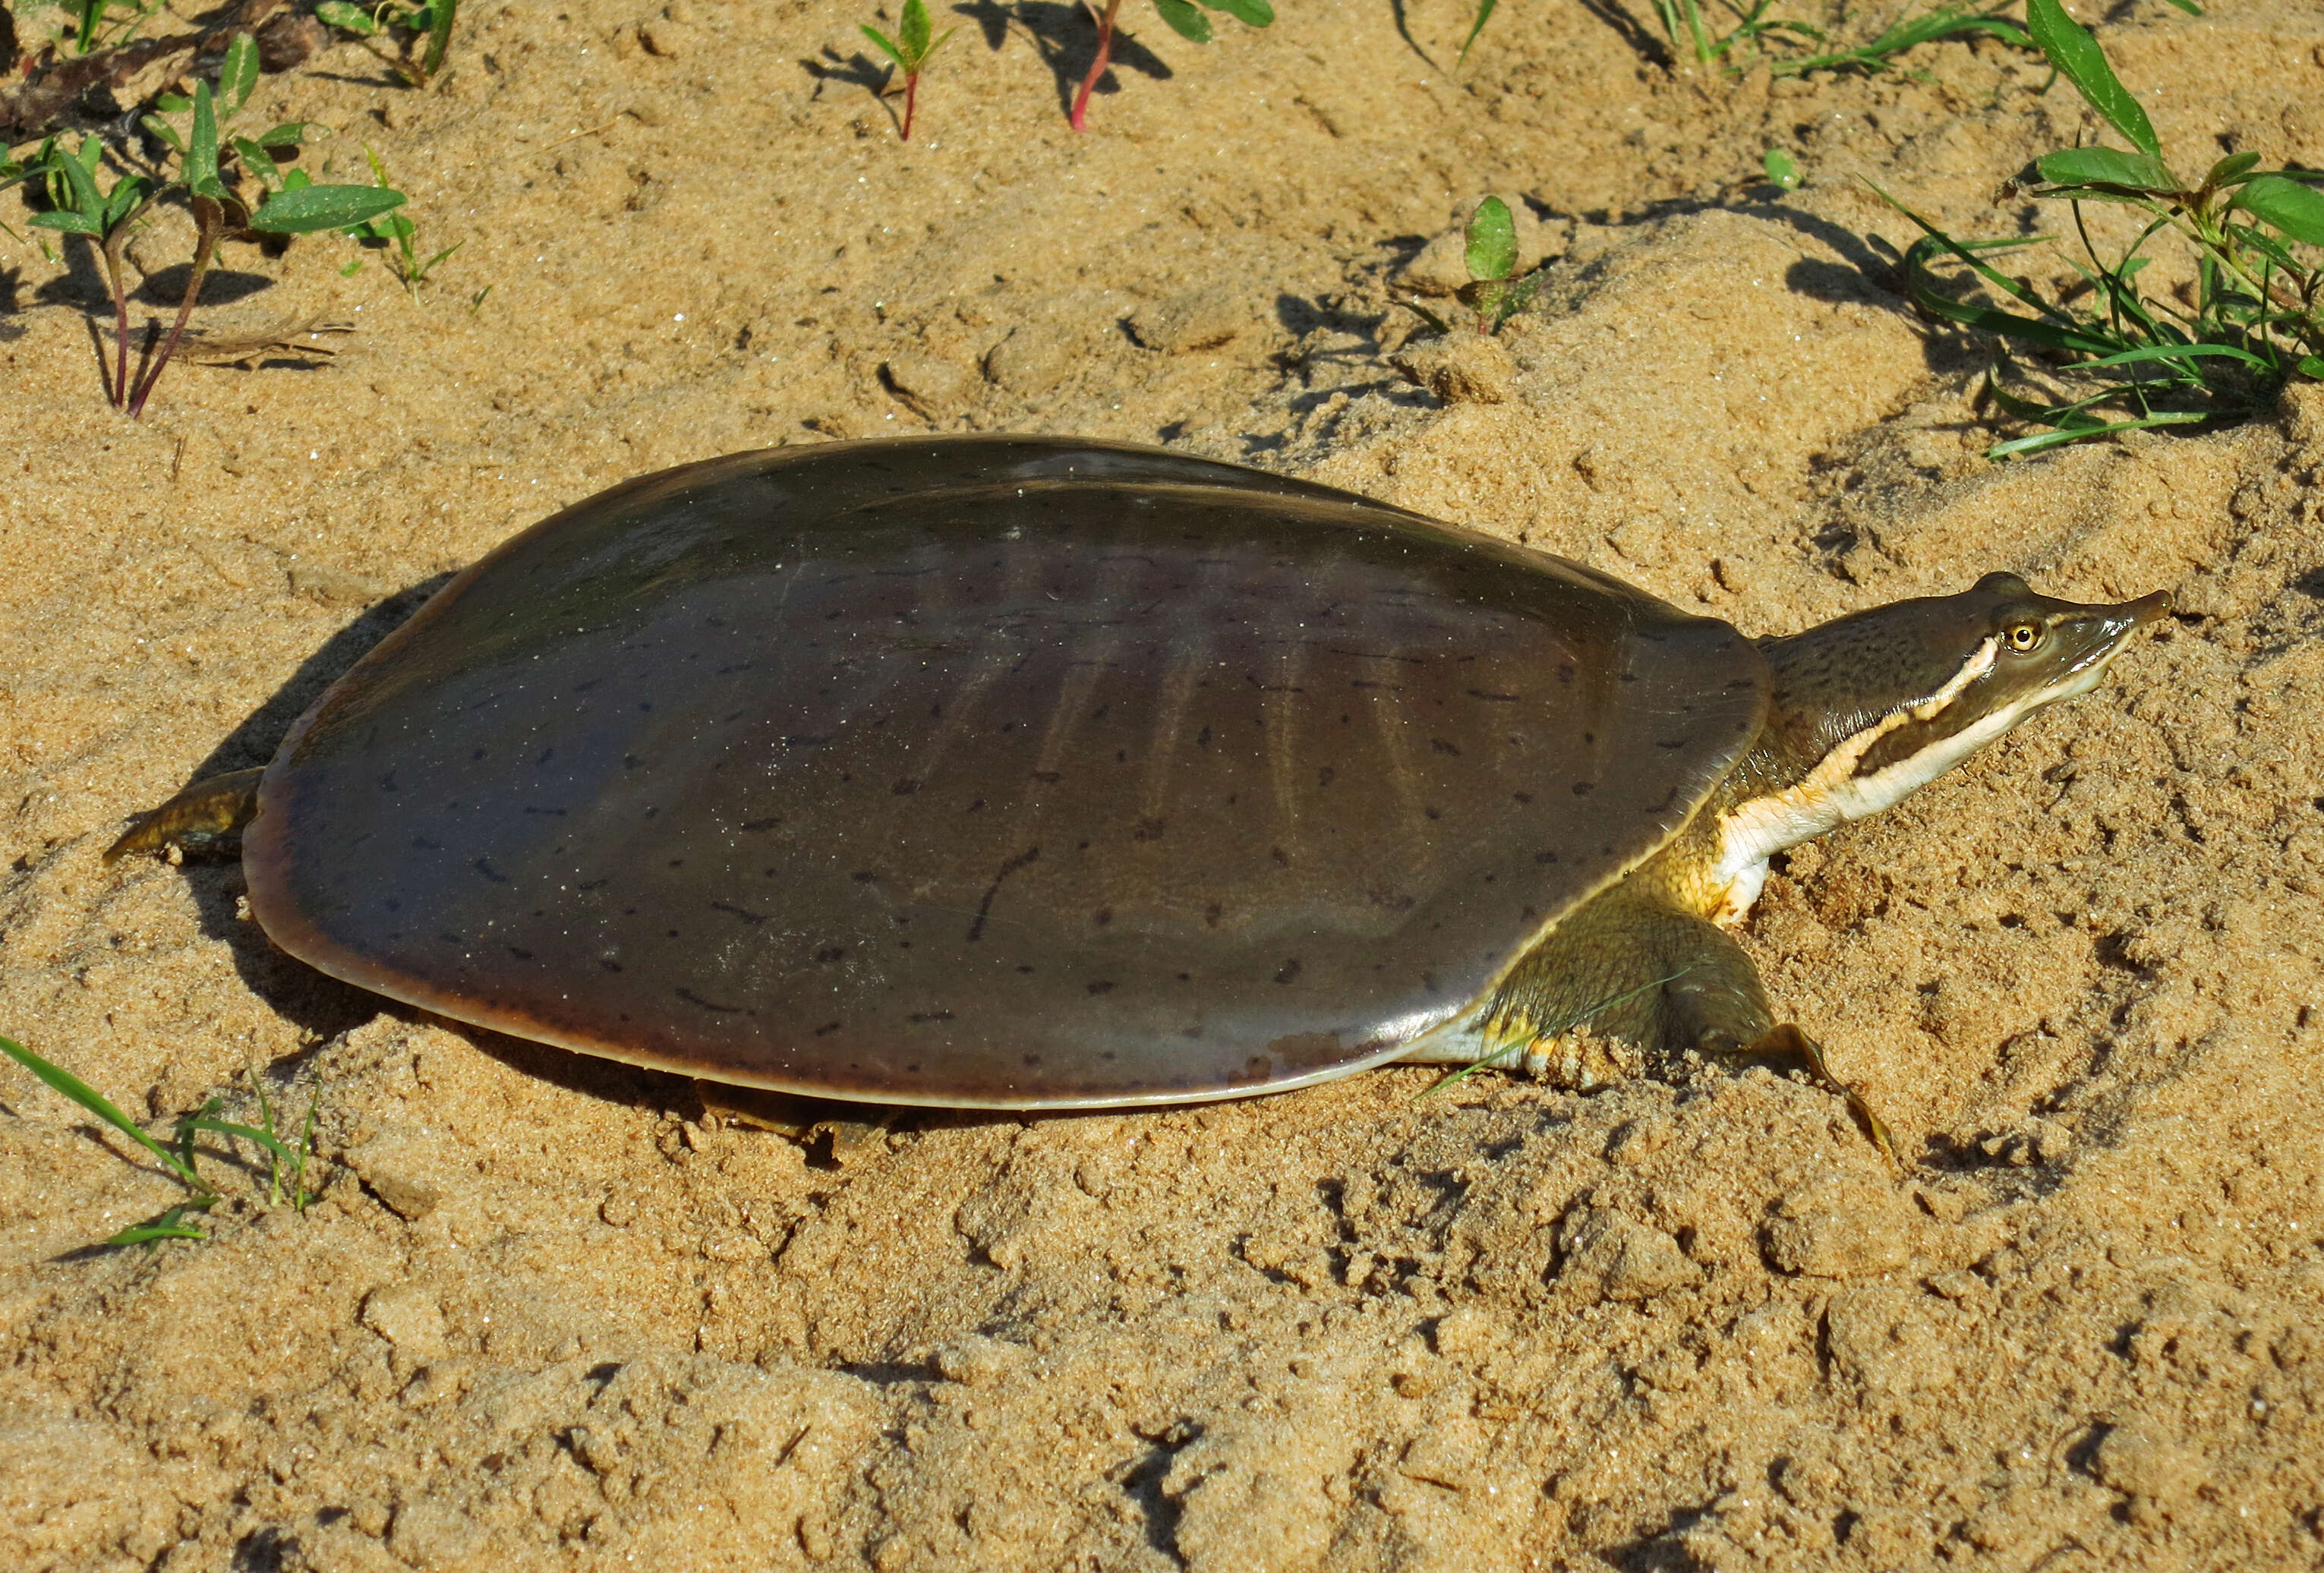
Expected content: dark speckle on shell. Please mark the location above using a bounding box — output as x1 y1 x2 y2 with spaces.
244 437 1768 1107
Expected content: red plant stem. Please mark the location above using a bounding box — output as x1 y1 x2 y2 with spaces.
901 68 918 141
1069 0 1121 132
128 195 219 419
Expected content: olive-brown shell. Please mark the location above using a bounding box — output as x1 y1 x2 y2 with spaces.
245 438 1769 1105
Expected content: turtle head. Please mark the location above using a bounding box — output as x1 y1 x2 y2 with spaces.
1720 572 2170 869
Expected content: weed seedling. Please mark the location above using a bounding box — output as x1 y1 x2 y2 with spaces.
27 133 153 405
1458 196 1539 334
0 1032 321 1247
344 144 459 290
315 0 462 86
1871 0 2323 456
1635 0 2029 79
1070 0 1273 133
40 33 408 415
861 0 956 142
1763 147 1799 190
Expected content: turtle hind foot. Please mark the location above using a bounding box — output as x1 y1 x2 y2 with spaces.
1743 1023 1900 1172
102 768 265 864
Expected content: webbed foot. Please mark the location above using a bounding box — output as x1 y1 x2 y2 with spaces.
1745 1023 1898 1171
103 768 265 864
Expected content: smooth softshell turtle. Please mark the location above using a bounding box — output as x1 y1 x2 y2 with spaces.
112 437 2166 1135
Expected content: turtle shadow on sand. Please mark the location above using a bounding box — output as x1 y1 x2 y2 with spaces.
134 574 454 1045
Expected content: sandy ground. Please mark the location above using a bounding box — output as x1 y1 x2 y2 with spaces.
3 0 2323 1568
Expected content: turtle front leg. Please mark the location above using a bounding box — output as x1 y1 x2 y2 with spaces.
1480 884 1897 1165
102 767 265 863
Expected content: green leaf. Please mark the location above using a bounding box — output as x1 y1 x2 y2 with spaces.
2234 174 2324 247
282 167 314 191
316 0 380 33
1203 0 1274 24
1455 0 1496 67
27 210 103 235
52 140 104 219
1154 0 1212 42
141 115 186 156
0 1034 207 1190
2035 146 2177 194
255 121 316 148
1987 409 2208 459
233 137 284 194
249 184 408 232
2202 151 2261 191
899 0 930 57
2298 356 2324 380
155 90 191 113
102 175 151 229
1764 147 1800 190
2080 341 2272 372
109 1201 213 1245
1465 196 1517 284
186 81 222 197
421 0 458 78
2025 0 2158 158
1399 297 1452 336
859 23 907 68
219 32 260 120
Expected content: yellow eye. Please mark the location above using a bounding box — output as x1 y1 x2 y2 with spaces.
2006 623 2042 652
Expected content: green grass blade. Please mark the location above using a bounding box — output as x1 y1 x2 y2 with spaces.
109 1200 214 1245
2025 0 2158 157
187 1115 301 1165
0 1034 207 1190
1455 0 1497 68
2080 342 2272 371
1987 409 2209 458
292 1087 320 1212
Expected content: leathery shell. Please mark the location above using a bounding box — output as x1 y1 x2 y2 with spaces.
246 438 1770 1106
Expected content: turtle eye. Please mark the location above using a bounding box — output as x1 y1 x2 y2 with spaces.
2004 622 2042 653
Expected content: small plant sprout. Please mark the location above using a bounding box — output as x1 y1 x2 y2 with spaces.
91 33 407 416
344 144 459 290
28 134 153 406
1458 196 1540 334
63 0 170 56
314 0 462 86
860 0 957 143
1763 147 1800 191
1071 0 1274 134
0 1033 321 1247
1871 0 2324 456
1642 0 2029 79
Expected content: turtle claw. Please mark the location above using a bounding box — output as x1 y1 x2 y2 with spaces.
1748 1023 1900 1171
103 768 264 864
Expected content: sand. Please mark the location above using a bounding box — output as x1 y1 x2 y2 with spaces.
4 0 2323 1568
